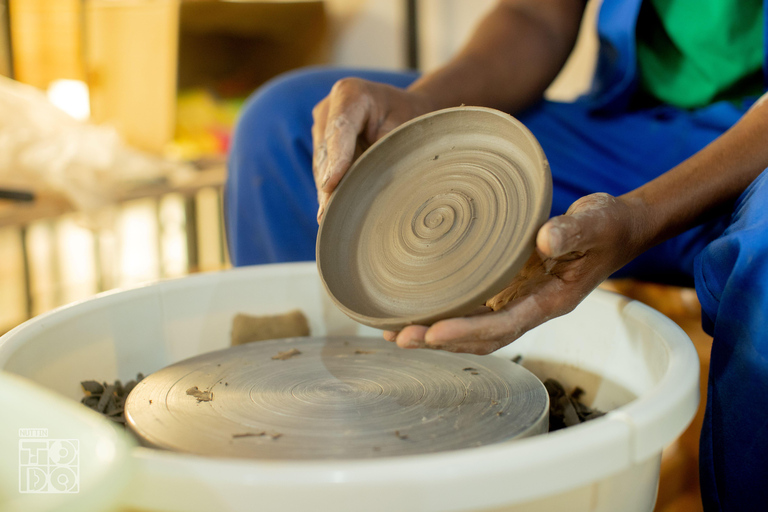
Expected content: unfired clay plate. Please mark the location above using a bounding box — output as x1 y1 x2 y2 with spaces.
125 336 549 459
317 107 552 330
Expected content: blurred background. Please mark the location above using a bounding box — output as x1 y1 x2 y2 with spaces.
0 0 602 334
0 1 704 511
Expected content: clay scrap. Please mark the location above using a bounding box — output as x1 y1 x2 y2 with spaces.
186 386 214 402
232 431 283 440
271 348 301 360
231 309 310 346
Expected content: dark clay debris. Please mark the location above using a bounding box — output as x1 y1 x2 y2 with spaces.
233 431 283 440
544 378 605 431
233 432 262 438
80 373 145 425
81 381 104 394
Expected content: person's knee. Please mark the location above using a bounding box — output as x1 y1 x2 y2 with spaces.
695 168 768 332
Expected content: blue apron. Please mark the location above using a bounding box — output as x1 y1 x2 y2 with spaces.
587 3 768 512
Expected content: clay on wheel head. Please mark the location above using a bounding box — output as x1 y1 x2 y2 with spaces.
317 107 552 331
125 337 549 459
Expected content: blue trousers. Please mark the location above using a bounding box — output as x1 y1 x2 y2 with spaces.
226 67 768 511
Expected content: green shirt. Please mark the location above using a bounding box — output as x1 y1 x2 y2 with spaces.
636 0 764 109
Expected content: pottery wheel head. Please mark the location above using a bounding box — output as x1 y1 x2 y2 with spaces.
317 107 552 330
125 337 549 460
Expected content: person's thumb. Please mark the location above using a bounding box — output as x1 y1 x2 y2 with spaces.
536 193 618 259
536 216 586 259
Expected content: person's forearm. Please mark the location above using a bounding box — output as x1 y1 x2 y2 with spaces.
408 0 586 113
625 96 768 249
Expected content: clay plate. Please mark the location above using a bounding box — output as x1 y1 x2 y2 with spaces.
317 107 552 330
124 336 549 460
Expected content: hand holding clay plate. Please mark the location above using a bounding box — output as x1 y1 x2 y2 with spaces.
317 106 552 330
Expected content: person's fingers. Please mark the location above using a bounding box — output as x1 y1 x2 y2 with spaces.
536 217 584 259
470 305 493 316
389 326 500 355
425 278 571 350
424 310 523 348
312 99 332 223
537 193 618 258
382 305 490 345
382 193 632 356
320 79 371 195
424 339 507 355
317 189 331 223
311 99 330 186
394 325 429 349
369 114 402 142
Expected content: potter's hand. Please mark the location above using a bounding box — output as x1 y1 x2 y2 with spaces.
383 193 651 355
313 78 436 222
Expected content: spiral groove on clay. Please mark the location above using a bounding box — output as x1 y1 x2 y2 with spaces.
125 337 549 460
360 152 531 314
318 107 552 329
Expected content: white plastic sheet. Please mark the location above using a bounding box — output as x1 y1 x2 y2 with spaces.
0 76 189 213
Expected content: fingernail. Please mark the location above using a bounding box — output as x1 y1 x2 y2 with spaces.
547 226 563 254
317 205 324 223
321 172 330 189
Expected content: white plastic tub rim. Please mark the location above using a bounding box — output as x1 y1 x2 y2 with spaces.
0 262 700 512
0 371 135 512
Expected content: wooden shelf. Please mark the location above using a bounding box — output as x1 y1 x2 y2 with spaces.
0 162 226 228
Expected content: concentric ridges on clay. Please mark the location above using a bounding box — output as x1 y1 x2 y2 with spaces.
355 149 533 318
125 337 549 459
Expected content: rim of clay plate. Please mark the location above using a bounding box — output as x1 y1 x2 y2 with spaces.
316 106 552 331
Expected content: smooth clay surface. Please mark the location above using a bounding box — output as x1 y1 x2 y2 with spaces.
317 107 552 330
124 336 549 460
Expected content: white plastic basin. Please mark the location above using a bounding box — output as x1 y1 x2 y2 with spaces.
0 372 134 512
0 262 699 512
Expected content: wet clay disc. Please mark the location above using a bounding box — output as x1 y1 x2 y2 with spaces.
124 337 549 460
317 107 552 330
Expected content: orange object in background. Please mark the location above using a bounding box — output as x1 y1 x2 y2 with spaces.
84 0 180 155
9 0 327 158
173 0 327 159
9 0 84 87
171 88 243 161
10 0 180 155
